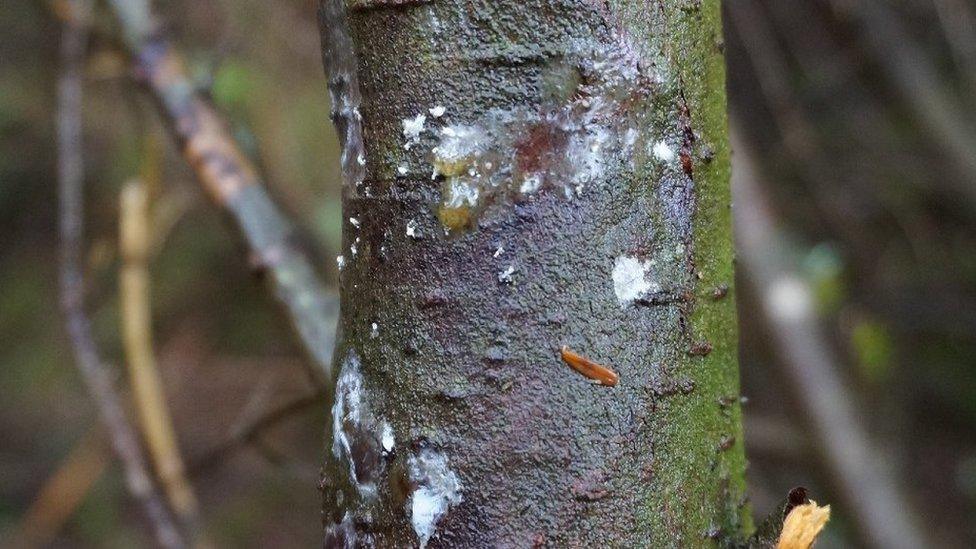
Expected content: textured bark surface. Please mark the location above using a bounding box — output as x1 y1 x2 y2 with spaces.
319 0 747 545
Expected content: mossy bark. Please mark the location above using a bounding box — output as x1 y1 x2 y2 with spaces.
319 0 747 545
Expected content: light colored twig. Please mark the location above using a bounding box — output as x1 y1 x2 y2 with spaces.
731 124 933 549
57 1 185 546
104 0 338 386
120 180 203 538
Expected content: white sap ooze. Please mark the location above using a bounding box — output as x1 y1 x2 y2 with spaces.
519 173 542 193
380 421 394 454
406 219 421 239
331 354 369 495
402 113 427 150
612 255 659 306
418 43 670 231
652 140 675 162
331 352 391 501
497 265 516 284
407 448 462 548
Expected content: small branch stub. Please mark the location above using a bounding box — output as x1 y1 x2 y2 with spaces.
560 346 619 387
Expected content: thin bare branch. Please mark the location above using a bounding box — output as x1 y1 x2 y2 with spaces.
933 0 976 102
104 0 338 386
827 0 976 210
724 0 818 161
57 2 185 546
119 180 203 539
188 389 325 476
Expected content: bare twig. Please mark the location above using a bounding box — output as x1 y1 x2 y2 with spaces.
725 1 870 256
934 0 976 97
57 2 185 546
188 389 326 476
724 0 817 161
731 125 933 549
827 0 976 210
12 428 109 547
104 0 338 386
120 180 203 537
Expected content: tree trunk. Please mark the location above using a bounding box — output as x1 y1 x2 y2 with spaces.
318 0 746 545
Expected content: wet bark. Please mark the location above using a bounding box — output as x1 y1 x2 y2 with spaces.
319 0 747 546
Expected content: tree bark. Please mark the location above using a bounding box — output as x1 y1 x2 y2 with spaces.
319 0 746 545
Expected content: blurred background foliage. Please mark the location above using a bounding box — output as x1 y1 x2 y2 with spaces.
2 1 338 546
726 1 976 547
0 0 974 547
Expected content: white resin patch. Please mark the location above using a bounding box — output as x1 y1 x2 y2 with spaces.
402 113 427 149
406 219 421 239
431 124 486 177
331 352 391 500
380 421 394 454
422 44 667 229
408 448 462 548
652 140 675 162
612 255 656 306
442 178 480 208
331 355 369 495
497 265 516 284
429 105 446 118
624 127 639 149
519 174 542 193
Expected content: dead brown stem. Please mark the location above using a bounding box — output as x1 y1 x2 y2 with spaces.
12 428 108 547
